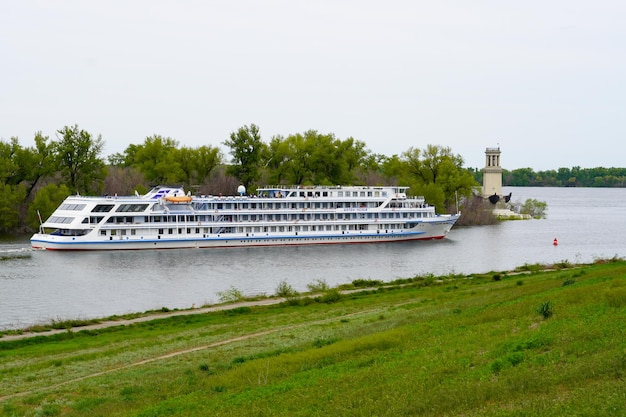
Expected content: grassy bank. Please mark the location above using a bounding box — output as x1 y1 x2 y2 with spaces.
1 260 626 416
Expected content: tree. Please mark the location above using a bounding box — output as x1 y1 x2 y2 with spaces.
520 198 547 219
120 135 183 184
0 138 20 185
27 183 71 230
280 132 309 185
264 131 369 186
0 183 27 233
358 153 389 185
401 145 477 212
0 135 57 232
379 154 405 185
14 133 56 198
265 135 291 184
54 125 106 194
114 136 223 187
104 166 147 196
339 137 369 179
556 167 572 186
224 124 265 189
307 131 366 185
177 145 222 186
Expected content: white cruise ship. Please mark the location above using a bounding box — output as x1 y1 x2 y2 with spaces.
30 185 460 250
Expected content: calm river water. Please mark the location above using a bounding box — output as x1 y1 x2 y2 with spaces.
1 187 625 330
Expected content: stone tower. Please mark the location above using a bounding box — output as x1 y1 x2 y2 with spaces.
483 147 502 200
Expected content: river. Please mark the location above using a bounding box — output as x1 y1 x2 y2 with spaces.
1 186 625 330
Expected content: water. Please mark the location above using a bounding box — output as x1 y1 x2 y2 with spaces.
1 187 625 330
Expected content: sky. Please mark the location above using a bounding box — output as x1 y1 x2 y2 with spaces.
2 1 625 171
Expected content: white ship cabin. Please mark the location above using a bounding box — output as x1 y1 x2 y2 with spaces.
40 185 438 241
257 185 407 200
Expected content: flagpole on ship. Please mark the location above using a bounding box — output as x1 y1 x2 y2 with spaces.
37 210 44 234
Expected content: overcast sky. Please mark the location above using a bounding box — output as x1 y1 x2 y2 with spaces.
2 1 625 171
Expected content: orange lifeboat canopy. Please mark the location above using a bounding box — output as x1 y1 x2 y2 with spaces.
165 195 192 203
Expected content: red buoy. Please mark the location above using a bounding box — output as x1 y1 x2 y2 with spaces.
553 238 558 246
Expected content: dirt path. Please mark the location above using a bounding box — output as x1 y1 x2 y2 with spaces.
0 306 382 402
0 298 287 342
1 287 376 342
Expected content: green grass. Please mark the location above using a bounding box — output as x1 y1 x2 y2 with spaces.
1 260 626 416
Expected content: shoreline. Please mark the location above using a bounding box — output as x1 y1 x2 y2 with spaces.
0 298 286 342
1 259 599 341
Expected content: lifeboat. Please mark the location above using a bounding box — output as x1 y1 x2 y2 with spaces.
165 195 192 203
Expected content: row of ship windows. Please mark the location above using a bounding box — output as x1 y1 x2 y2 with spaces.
193 202 428 210
261 190 388 198
69 212 428 224
99 223 409 236
69 202 385 213
191 202 380 210
64 201 425 213
63 204 150 213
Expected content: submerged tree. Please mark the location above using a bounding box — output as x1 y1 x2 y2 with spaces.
519 198 548 219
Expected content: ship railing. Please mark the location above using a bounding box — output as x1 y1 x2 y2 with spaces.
63 194 140 201
260 185 343 190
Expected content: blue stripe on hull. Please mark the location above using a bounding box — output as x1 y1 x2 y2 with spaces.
31 230 450 251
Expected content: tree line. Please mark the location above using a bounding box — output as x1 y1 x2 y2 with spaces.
472 167 626 187
3 123 623 235
1 124 481 234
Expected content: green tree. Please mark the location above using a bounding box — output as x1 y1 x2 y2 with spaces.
281 133 310 185
402 145 477 211
107 152 126 167
264 131 368 186
177 145 222 186
116 137 222 187
556 167 572 186
340 138 369 173
0 138 20 184
0 183 27 233
14 133 56 198
28 183 71 230
379 154 405 184
265 135 292 184
120 135 183 184
506 167 534 186
520 198 548 219
192 145 222 184
303 131 348 185
177 146 197 186
224 124 265 189
54 125 106 194
308 132 367 185
0 135 57 232
357 153 389 184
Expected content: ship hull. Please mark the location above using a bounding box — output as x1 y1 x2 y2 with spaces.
31 218 457 251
